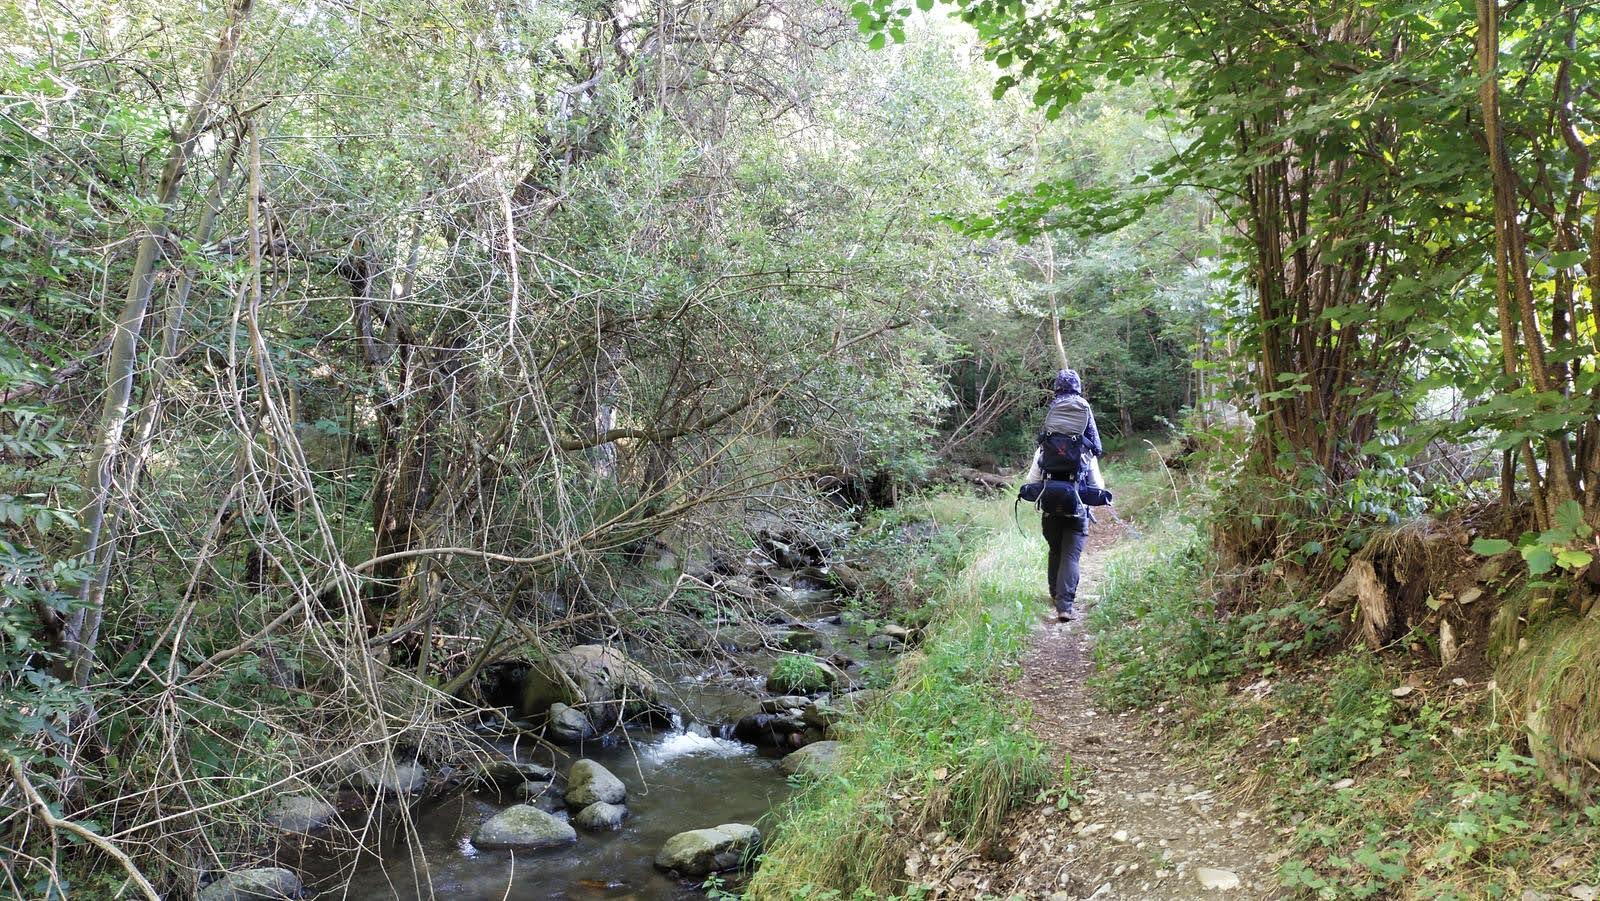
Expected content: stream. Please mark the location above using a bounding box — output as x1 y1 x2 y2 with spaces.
293 609 901 900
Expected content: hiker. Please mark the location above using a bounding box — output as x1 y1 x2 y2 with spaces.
1024 368 1104 622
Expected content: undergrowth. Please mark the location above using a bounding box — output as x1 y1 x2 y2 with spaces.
1088 516 1600 899
1087 513 1341 710
745 494 1051 900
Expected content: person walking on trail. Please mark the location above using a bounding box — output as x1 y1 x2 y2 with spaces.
1024 368 1104 622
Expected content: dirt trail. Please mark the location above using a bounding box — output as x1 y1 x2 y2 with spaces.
938 526 1287 900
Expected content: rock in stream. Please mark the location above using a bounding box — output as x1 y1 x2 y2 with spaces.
565 759 627 807
655 823 762 877
472 806 578 851
197 867 303 901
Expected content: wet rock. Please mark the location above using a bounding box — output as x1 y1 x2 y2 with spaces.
654 823 762 877
197 867 302 901
548 703 596 743
516 780 555 801
779 740 841 777
472 805 577 850
792 566 831 589
732 710 806 748
759 695 812 713
565 759 627 807
1195 867 1240 891
574 801 629 831
475 758 553 788
520 783 565 813
866 635 899 651
348 759 426 796
519 644 662 729
776 626 827 653
881 623 911 642
264 795 336 836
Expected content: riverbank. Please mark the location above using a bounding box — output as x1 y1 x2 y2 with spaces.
746 493 1055 899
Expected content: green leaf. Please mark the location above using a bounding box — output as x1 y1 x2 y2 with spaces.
916 0 934 10
1556 549 1593 570
1522 545 1556 575
867 32 886 50
1554 499 1588 535
1470 538 1511 556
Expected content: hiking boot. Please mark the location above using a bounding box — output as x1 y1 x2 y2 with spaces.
1056 600 1074 622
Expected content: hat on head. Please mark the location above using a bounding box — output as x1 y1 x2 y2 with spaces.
1052 368 1081 395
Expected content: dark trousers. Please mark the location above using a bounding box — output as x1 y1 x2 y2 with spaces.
1042 514 1087 613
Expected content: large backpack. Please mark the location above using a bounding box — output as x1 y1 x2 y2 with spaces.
1037 431 1086 480
1043 394 1092 438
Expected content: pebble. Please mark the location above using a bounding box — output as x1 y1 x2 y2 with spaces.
1331 778 1355 790
1196 867 1240 890
1570 886 1598 901
1112 829 1130 843
1391 685 1416 698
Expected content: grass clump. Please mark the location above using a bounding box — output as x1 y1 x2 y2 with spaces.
1496 614 1600 801
745 495 1051 901
768 654 836 695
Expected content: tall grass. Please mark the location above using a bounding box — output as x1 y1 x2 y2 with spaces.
745 496 1051 901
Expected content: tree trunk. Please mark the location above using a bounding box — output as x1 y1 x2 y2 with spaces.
60 0 256 685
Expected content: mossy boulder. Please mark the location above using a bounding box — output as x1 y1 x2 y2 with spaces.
765 654 844 695
654 823 762 877
519 644 662 729
471 806 577 850
564 759 627 807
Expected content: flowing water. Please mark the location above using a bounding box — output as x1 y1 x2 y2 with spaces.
297 608 897 899
311 713 789 900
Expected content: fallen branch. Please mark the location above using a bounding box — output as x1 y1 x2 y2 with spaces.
8 756 160 901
